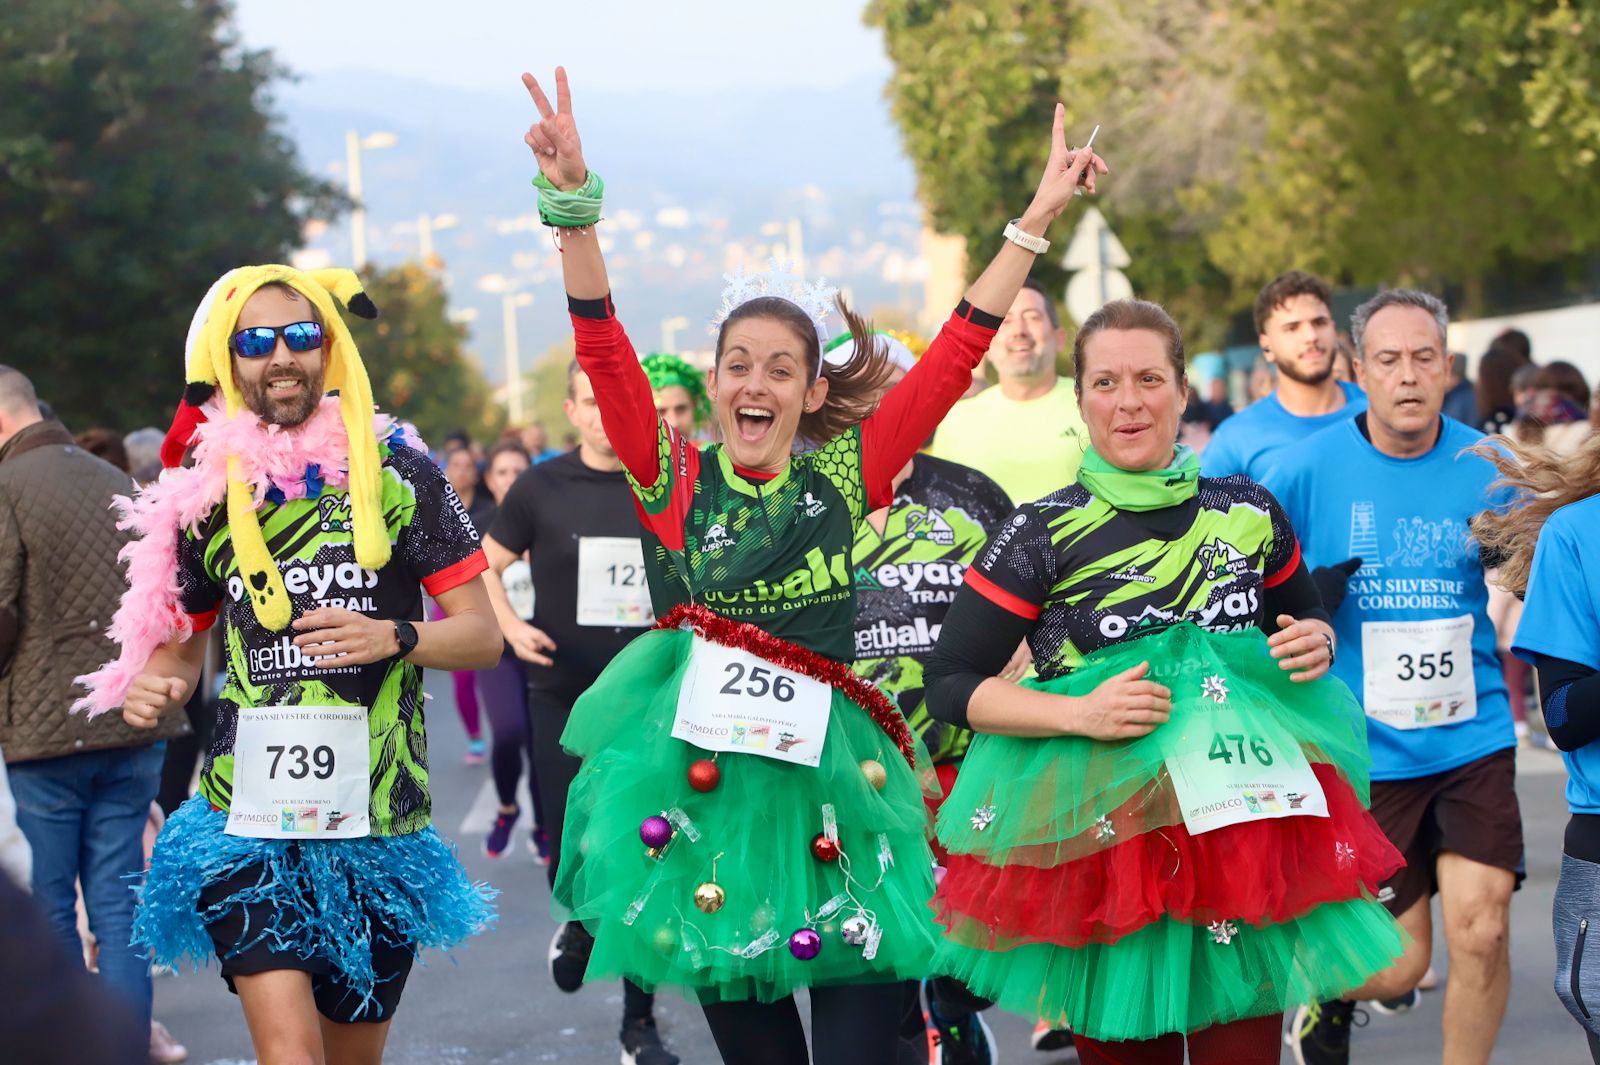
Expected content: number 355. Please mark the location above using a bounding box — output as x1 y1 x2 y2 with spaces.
1397 651 1454 682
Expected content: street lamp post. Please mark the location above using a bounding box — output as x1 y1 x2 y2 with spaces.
660 316 690 352
418 212 459 267
760 218 806 274
344 130 397 270
501 292 535 425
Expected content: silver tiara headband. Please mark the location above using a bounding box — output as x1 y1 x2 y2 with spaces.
710 259 837 380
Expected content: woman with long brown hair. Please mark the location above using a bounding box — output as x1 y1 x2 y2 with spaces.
517 65 1106 1065
1475 434 1600 1061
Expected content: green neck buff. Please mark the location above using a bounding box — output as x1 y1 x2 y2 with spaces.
1076 445 1200 511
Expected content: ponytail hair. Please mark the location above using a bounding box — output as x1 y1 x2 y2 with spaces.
713 294 895 446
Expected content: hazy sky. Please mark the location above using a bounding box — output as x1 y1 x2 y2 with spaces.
232 0 893 94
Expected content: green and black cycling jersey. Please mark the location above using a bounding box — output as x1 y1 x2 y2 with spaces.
926 476 1328 728
177 441 487 836
851 455 1011 761
567 292 1002 665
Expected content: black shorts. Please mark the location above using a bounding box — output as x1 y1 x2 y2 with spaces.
1369 747 1525 915
199 864 416 1024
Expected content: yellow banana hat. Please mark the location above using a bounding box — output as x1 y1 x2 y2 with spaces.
183 265 384 632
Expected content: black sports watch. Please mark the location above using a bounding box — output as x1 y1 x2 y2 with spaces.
392 621 419 660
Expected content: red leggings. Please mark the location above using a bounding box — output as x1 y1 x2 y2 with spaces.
1072 1014 1282 1065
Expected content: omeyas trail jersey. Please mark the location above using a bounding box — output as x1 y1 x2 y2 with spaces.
567 293 1001 663
965 477 1301 678
853 456 1012 761
177 442 487 836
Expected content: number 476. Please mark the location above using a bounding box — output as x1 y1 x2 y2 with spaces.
1207 733 1274 766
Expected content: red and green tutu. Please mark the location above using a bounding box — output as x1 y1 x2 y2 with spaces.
554 605 942 1003
933 624 1406 1042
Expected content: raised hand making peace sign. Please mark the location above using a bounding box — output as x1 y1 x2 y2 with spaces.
522 67 587 192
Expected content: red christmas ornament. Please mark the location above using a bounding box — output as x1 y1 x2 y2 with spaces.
810 832 841 863
655 603 916 768
688 759 721 793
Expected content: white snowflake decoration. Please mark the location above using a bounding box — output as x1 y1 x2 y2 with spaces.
1208 920 1239 945
1336 842 1356 869
710 259 837 349
970 804 997 832
1201 675 1230 704
1093 815 1116 842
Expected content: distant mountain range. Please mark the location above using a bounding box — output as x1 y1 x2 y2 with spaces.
272 70 923 377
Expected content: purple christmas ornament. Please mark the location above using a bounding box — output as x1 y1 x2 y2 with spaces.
788 927 822 961
639 815 673 849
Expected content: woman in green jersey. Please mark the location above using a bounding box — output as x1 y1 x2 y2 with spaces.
517 66 1105 1065
924 299 1406 1064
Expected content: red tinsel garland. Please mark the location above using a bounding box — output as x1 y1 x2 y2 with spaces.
656 602 917 769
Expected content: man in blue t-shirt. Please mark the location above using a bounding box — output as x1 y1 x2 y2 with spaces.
1203 271 1366 483
1271 290 1519 1065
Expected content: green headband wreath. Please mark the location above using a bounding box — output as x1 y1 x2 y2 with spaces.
641 352 711 424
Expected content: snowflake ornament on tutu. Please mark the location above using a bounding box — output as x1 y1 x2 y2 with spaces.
710 259 837 370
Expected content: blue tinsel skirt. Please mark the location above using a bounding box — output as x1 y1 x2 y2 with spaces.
135 797 496 1005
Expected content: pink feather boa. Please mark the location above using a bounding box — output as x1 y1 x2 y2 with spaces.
72 398 422 717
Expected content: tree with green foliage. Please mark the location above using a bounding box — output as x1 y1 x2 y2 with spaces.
348 263 503 449
1203 0 1600 309
0 0 341 431
869 0 1600 339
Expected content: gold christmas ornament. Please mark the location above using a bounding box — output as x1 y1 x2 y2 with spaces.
694 852 727 914
694 881 726 914
859 758 888 791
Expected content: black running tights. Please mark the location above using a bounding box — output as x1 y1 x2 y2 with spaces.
701 982 907 1065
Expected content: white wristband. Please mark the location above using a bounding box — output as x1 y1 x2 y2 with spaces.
1003 219 1050 255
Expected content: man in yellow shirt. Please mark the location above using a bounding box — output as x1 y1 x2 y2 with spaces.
928 279 1087 503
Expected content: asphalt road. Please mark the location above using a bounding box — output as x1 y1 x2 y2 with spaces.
154 673 1588 1064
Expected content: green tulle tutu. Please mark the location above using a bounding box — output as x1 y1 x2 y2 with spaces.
554 627 941 1003
932 624 1406 1041
937 624 1375 865
938 899 1401 1041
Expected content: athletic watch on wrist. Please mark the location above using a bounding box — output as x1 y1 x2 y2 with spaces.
1002 219 1051 255
392 621 419 661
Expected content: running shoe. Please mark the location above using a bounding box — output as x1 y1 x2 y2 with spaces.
549 920 594 993
1031 1020 1076 1053
464 737 488 765
150 1019 188 1064
1286 1000 1365 1065
620 1016 680 1065
928 988 998 1065
528 825 551 865
1368 987 1421 1015
483 806 520 859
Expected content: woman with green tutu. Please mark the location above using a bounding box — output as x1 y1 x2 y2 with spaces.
517 66 1107 1065
923 298 1407 1064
